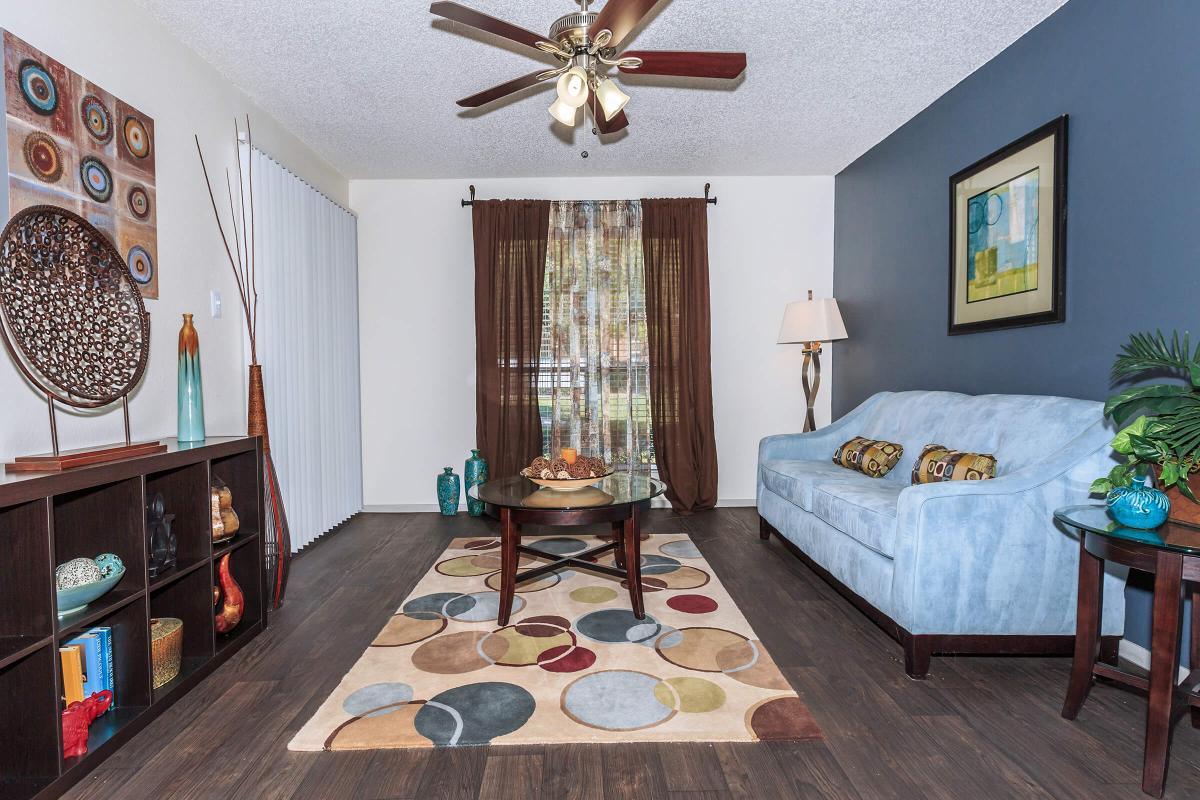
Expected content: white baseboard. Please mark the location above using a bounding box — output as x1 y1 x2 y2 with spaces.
1118 639 1190 685
716 498 755 507
363 503 459 513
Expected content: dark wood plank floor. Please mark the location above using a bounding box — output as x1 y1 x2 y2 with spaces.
62 508 1200 799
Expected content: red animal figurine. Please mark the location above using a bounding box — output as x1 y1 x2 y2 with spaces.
61 690 113 758
214 553 245 634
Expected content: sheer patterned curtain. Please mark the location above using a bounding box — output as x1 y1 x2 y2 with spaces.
540 201 654 471
242 144 363 551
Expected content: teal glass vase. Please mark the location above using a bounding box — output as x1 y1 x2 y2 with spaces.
464 449 489 517
437 467 460 516
177 314 205 442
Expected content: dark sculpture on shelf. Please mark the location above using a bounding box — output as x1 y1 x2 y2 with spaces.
0 205 165 472
146 492 177 578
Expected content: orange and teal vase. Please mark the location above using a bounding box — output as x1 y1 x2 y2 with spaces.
177 313 205 442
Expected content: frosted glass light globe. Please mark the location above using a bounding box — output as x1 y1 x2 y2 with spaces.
556 67 590 109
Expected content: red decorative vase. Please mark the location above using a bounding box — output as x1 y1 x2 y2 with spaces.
214 553 245 634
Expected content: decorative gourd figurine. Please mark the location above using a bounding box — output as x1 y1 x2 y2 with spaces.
213 553 245 634
210 479 240 541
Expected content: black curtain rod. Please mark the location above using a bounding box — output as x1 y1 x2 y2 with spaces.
461 183 718 207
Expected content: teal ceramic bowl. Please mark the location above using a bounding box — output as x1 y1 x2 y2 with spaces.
56 565 126 617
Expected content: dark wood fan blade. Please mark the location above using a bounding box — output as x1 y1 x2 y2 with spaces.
591 94 629 134
430 1 549 53
457 70 553 107
619 51 747 79
588 0 660 50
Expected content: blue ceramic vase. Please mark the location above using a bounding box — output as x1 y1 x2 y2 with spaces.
177 314 205 442
464 449 489 517
437 467 460 516
1107 482 1170 529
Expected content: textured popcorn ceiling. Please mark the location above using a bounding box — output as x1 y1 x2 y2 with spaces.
136 0 1067 179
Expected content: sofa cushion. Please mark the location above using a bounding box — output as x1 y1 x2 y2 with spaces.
760 460 875 511
832 436 904 478
911 443 997 484
811 480 903 558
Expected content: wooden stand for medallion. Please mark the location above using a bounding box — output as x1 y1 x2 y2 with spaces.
6 441 167 473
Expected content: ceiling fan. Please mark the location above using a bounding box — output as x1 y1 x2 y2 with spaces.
429 0 747 134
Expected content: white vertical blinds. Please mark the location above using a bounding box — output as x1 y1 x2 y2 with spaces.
241 144 362 551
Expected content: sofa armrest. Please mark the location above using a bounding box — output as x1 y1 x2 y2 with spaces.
889 425 1127 637
758 393 888 464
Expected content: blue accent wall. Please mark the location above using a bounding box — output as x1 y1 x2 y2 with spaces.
832 0 1198 663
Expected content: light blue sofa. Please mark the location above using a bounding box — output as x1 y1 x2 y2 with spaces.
757 390 1127 677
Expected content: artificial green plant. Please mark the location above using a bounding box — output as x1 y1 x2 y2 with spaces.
1090 331 1200 500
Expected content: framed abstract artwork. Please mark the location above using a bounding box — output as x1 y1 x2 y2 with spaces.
948 115 1066 335
1 30 159 298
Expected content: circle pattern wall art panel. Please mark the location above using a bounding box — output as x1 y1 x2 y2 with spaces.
2 31 160 298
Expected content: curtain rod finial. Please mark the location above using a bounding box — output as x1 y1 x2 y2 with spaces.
462 185 476 207
704 183 716 205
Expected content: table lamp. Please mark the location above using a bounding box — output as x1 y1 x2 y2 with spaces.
778 290 848 432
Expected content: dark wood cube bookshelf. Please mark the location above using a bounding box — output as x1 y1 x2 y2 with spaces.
0 437 267 800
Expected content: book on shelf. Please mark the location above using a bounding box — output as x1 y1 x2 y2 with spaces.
59 645 85 706
67 633 103 697
91 626 114 699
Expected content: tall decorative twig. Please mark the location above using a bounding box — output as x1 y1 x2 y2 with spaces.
194 124 257 364
195 118 291 609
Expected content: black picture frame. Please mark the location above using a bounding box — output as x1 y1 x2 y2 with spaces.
947 115 1068 335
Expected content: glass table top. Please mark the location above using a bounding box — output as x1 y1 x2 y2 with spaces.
469 474 666 510
1054 504 1200 556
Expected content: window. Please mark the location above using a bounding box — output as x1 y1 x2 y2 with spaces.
538 201 655 469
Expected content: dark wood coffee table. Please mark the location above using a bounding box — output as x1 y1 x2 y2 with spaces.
469 474 666 626
1055 504 1200 797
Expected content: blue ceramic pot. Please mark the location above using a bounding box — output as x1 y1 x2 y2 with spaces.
437 467 460 516
464 449 489 517
1107 483 1170 529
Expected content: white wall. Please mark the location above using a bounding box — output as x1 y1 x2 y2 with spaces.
0 1 347 464
353 176 835 509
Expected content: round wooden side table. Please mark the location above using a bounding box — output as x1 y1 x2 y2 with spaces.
1055 504 1200 797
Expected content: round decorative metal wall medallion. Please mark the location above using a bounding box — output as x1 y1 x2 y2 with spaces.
0 206 150 408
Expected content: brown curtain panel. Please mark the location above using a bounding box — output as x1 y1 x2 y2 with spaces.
473 199 551 478
641 198 718 512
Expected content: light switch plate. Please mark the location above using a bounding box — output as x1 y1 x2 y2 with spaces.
210 289 222 319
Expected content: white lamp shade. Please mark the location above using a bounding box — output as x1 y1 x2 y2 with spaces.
778 298 848 344
595 78 630 121
548 97 578 126
556 67 590 108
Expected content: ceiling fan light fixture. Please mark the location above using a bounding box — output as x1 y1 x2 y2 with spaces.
595 78 630 121
548 96 578 126
556 66 590 108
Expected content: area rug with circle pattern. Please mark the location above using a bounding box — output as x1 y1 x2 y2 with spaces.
289 533 821 750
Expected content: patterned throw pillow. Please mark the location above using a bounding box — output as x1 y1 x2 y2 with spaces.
911 444 997 484
832 437 904 478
